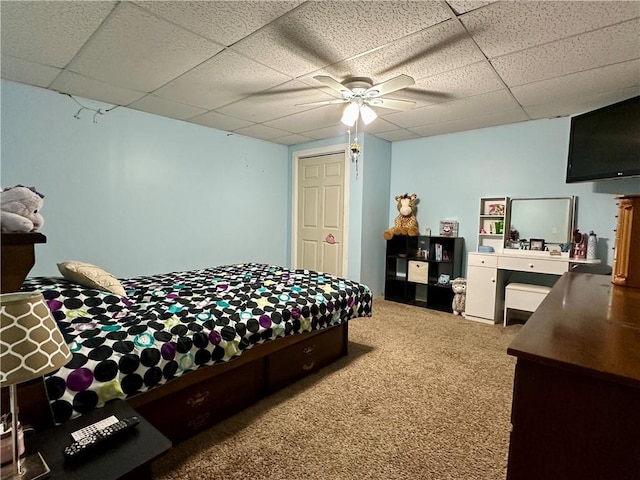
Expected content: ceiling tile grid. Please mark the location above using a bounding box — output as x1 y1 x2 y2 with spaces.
135 1 303 46
67 2 225 92
511 59 640 108
0 55 62 88
154 49 291 110
460 0 640 58
129 95 208 121
1 0 638 145
50 71 147 106
491 19 640 87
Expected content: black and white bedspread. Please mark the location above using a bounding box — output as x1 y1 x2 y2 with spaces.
23 263 372 424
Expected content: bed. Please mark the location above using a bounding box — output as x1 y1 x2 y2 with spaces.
8 259 372 443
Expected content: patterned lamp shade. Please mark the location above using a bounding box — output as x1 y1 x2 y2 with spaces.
0 291 72 387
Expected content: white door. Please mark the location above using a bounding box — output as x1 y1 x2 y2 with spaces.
296 152 346 276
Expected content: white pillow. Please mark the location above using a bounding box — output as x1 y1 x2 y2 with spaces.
57 261 126 297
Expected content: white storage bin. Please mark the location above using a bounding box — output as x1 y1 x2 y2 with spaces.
408 261 429 284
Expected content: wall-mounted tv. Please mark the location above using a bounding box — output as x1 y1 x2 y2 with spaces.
566 95 640 183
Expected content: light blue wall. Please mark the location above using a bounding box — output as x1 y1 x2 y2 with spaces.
360 133 392 296
4 79 636 288
1 80 290 277
391 118 640 273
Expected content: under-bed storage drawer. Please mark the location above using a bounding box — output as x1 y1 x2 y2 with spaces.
267 325 344 392
134 360 262 443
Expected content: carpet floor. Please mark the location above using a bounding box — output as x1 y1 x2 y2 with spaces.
152 298 522 480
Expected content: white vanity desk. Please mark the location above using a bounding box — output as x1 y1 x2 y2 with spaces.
465 250 600 324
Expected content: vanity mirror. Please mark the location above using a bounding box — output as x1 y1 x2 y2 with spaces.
507 197 575 249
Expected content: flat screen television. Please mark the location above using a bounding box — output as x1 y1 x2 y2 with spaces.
566 95 640 183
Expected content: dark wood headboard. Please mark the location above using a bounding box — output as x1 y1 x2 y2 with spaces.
1 232 46 293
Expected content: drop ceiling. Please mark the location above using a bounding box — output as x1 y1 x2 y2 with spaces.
1 1 639 145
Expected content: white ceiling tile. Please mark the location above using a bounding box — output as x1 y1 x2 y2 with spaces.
386 61 504 107
0 56 61 88
374 129 420 142
50 71 146 106
69 2 223 92
384 89 522 128
409 109 529 137
447 1 496 16
299 124 351 141
363 118 405 134
233 124 291 141
511 60 640 107
312 20 485 85
462 1 640 58
264 104 346 132
216 80 337 123
1 1 638 144
128 95 207 121
135 1 301 46
188 111 254 131
492 19 640 87
523 86 640 120
0 1 116 67
155 50 291 110
270 134 315 145
233 0 451 77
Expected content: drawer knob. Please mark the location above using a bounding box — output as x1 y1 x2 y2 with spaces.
302 361 315 371
187 391 210 408
187 412 210 431
303 344 316 355
481 260 485 264
529 263 534 268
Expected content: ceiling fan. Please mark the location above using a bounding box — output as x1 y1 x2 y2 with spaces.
297 74 417 126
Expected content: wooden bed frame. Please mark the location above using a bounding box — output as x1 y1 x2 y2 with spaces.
1 233 350 444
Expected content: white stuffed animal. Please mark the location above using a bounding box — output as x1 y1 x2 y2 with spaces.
451 277 467 316
0 186 45 233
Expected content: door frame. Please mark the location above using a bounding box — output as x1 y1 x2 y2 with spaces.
291 144 351 276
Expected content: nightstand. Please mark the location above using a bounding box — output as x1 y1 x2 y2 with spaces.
26 400 171 480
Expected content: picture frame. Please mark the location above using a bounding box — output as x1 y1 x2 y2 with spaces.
488 203 505 216
530 238 545 251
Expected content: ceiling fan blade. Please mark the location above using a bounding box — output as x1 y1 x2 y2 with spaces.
370 98 415 111
314 75 352 95
295 98 349 107
365 74 415 97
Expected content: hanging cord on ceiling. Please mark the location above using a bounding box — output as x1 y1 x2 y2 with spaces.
348 119 362 179
61 93 119 123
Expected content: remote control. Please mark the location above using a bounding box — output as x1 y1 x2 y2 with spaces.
63 416 140 461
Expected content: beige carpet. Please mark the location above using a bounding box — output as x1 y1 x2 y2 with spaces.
152 298 522 480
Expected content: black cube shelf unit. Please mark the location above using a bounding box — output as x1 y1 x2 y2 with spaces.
385 235 464 312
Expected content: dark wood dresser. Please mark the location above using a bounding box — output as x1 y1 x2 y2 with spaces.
506 273 640 480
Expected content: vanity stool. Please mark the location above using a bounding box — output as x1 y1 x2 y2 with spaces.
504 283 551 327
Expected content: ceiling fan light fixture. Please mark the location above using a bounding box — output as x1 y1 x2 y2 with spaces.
341 102 359 126
360 104 378 125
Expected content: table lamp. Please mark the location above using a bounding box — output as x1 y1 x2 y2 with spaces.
1 291 71 479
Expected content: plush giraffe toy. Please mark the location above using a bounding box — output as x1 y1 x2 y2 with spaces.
383 193 419 240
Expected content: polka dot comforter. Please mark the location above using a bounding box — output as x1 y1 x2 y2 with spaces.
23 263 372 424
